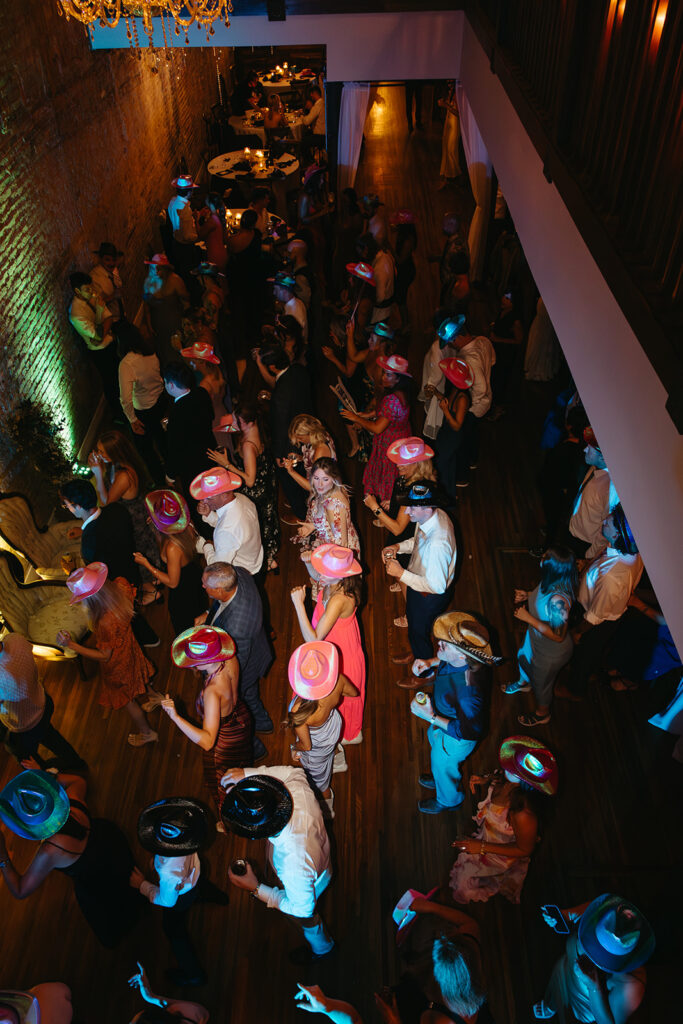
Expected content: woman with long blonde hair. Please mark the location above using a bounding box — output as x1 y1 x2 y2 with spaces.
283 414 337 497
57 563 159 747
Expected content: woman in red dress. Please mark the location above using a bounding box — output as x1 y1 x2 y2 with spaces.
290 544 366 748
341 354 412 505
57 563 158 747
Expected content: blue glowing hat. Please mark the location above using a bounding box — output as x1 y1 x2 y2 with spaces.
138 797 211 855
0 770 70 841
578 894 655 973
437 314 466 347
273 271 297 290
366 321 394 340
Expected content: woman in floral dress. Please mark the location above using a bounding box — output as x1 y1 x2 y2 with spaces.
207 396 280 572
341 354 412 504
296 459 360 589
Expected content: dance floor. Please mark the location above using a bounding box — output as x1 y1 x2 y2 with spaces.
1 85 679 1023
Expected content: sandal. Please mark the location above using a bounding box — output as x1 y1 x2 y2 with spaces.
500 680 531 695
140 583 164 607
393 615 408 628
389 582 401 593
141 689 164 713
533 1002 556 1020
518 711 551 727
127 730 158 747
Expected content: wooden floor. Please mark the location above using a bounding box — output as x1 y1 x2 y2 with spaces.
1 85 680 1023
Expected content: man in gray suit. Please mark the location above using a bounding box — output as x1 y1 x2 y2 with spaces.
197 562 273 758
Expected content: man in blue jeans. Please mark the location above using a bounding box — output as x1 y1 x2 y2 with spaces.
408 611 498 815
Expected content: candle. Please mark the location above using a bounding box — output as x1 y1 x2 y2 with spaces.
244 147 250 155
256 150 263 159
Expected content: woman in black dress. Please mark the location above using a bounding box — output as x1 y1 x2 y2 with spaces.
134 490 207 633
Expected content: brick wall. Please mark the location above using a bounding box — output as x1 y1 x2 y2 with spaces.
0 0 229 513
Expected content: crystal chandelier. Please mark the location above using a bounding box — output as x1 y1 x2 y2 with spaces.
56 2 234 47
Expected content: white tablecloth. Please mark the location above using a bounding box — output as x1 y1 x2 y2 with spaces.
207 150 300 183
229 113 305 147
258 71 317 94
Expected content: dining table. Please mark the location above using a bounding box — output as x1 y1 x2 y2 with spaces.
228 111 306 147
258 68 318 95
207 149 300 218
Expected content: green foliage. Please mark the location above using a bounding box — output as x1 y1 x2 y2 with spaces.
2 398 73 486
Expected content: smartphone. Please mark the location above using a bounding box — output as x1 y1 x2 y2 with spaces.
542 904 570 934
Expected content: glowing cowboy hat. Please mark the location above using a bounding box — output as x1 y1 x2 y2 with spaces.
376 354 411 376
66 562 108 605
365 320 395 339
310 543 362 579
578 893 655 973
437 314 466 346
498 735 558 796
221 775 293 840
171 175 199 189
138 797 211 856
288 641 339 700
432 610 502 666
189 467 242 500
389 209 416 225
583 426 601 451
144 253 173 268
346 261 376 285
144 490 189 535
0 991 40 1024
180 341 221 364
386 436 434 466
0 770 70 841
190 261 223 278
171 625 236 669
439 357 473 390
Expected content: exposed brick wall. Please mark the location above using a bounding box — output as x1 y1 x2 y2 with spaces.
0 0 229 512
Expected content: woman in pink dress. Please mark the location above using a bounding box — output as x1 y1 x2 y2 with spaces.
290 544 366 749
341 354 412 505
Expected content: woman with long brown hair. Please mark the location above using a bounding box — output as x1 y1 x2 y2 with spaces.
56 563 158 747
164 626 253 828
134 490 207 634
296 459 360 590
88 428 159 600
207 396 280 572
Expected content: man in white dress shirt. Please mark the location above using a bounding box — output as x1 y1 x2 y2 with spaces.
89 241 124 322
131 798 228 987
557 506 643 702
68 270 120 416
190 468 264 576
568 427 614 559
302 84 326 139
384 480 458 683
221 766 334 964
167 174 201 294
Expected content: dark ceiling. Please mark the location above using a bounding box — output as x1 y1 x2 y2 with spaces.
231 1 462 13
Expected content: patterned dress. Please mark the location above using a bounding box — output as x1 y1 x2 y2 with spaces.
449 783 533 904
362 392 411 502
94 578 155 710
196 687 253 812
312 591 366 742
233 444 281 568
307 493 360 556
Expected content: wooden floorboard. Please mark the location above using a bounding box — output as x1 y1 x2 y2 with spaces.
1 84 680 1022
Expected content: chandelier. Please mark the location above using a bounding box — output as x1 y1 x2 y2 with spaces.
56 2 234 47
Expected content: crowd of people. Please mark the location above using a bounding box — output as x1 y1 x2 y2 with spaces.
1 77 678 1024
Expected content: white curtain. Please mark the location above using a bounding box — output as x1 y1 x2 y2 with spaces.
337 83 372 194
455 82 492 281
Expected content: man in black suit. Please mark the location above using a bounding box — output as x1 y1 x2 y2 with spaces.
259 344 313 520
197 562 273 760
59 479 158 647
162 361 216 530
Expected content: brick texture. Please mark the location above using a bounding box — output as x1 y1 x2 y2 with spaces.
0 0 228 511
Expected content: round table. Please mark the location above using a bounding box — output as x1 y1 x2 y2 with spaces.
229 112 305 147
258 70 318 94
207 149 300 183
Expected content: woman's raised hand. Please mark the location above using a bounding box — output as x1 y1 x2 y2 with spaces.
207 447 230 469
290 585 307 605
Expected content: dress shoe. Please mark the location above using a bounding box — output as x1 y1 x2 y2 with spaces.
396 674 434 689
391 652 414 665
418 773 436 789
418 798 449 815
288 943 336 966
165 967 207 987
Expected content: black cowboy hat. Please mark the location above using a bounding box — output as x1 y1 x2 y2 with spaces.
93 241 123 258
403 479 447 509
137 797 211 856
220 775 293 839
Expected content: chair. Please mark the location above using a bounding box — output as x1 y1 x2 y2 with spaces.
0 552 89 661
0 492 81 583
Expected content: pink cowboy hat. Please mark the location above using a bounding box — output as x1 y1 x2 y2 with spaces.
144 253 173 268
171 175 199 189
66 562 108 604
180 342 221 365
172 625 236 670
310 543 362 579
145 490 189 535
216 413 239 433
189 468 241 500
376 354 411 377
439 357 473 390
288 641 339 700
346 261 376 285
387 436 434 466
389 209 416 226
